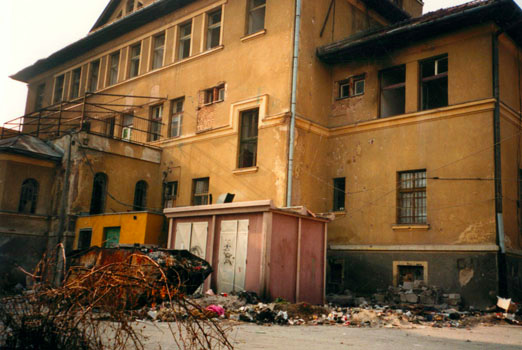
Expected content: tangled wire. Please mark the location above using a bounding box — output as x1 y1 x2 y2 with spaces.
0 246 233 350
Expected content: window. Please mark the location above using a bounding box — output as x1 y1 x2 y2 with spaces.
88 60 100 92
78 229 92 250
192 177 210 205
397 170 426 224
203 84 225 104
149 104 163 141
247 0 266 35
170 98 184 138
53 74 65 104
18 178 38 214
103 227 120 248
108 51 120 86
129 43 141 78
34 83 45 110
152 33 165 70
333 177 346 211
380 65 405 118
133 180 148 211
105 116 115 137
70 68 81 99
163 181 178 208
420 55 448 111
238 108 259 168
122 113 134 140
338 74 365 99
90 173 107 214
207 9 222 49
179 22 192 60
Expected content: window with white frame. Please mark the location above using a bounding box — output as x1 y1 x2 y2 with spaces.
247 0 266 35
203 84 225 105
152 33 165 70
129 43 141 78
170 98 184 138
192 177 210 205
122 113 134 140
420 55 448 111
207 9 222 50
179 22 192 60
338 74 365 99
108 51 120 86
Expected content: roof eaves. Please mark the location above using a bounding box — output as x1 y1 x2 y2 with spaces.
10 0 196 83
317 0 522 64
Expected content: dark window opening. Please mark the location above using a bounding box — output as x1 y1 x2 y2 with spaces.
333 177 346 211
133 180 148 211
149 104 163 141
247 0 266 35
421 55 448 111
238 108 259 168
207 9 222 49
78 229 92 250
126 0 135 13
53 74 65 104
90 173 107 214
122 113 134 140
398 265 424 285
70 68 81 99
129 43 141 78
88 60 100 92
108 51 120 86
179 22 192 60
380 65 405 118
518 169 522 236
163 181 178 208
34 83 46 110
203 84 225 104
192 177 210 205
18 178 39 214
397 170 426 224
329 259 344 285
105 116 115 137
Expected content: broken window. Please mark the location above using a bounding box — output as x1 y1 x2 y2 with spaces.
88 60 100 92
380 65 405 118
78 229 92 250
179 22 192 60
149 104 163 141
108 51 120 86
90 173 107 215
238 108 259 168
133 180 148 211
338 74 365 99
126 0 135 14
152 33 165 70
203 84 225 105
420 55 448 111
53 74 65 104
398 265 424 285
70 68 81 99
247 0 266 35
129 43 141 78
34 83 45 110
397 170 426 224
207 9 222 50
18 178 38 214
122 113 134 140
192 177 210 205
170 98 184 138
333 177 346 211
163 181 178 208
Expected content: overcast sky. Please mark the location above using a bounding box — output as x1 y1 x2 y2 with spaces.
1 0 521 126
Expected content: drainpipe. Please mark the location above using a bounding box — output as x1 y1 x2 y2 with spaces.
492 32 507 297
287 0 302 207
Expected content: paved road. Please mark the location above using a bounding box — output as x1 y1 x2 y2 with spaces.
142 322 522 350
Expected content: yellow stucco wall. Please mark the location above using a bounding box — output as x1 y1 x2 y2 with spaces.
74 212 165 248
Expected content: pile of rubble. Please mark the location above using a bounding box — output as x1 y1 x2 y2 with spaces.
138 285 521 329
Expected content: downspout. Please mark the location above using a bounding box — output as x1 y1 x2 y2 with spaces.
492 32 507 297
287 0 302 207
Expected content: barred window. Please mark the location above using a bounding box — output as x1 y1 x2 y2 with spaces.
397 170 426 224
18 179 39 214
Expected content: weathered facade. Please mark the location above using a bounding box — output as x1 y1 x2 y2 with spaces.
3 0 522 305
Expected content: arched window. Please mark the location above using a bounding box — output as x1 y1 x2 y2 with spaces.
90 173 107 214
133 180 148 211
18 179 39 214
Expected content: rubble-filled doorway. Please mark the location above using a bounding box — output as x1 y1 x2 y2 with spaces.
217 220 249 294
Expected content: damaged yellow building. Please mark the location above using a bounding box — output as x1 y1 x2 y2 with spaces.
2 0 522 306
